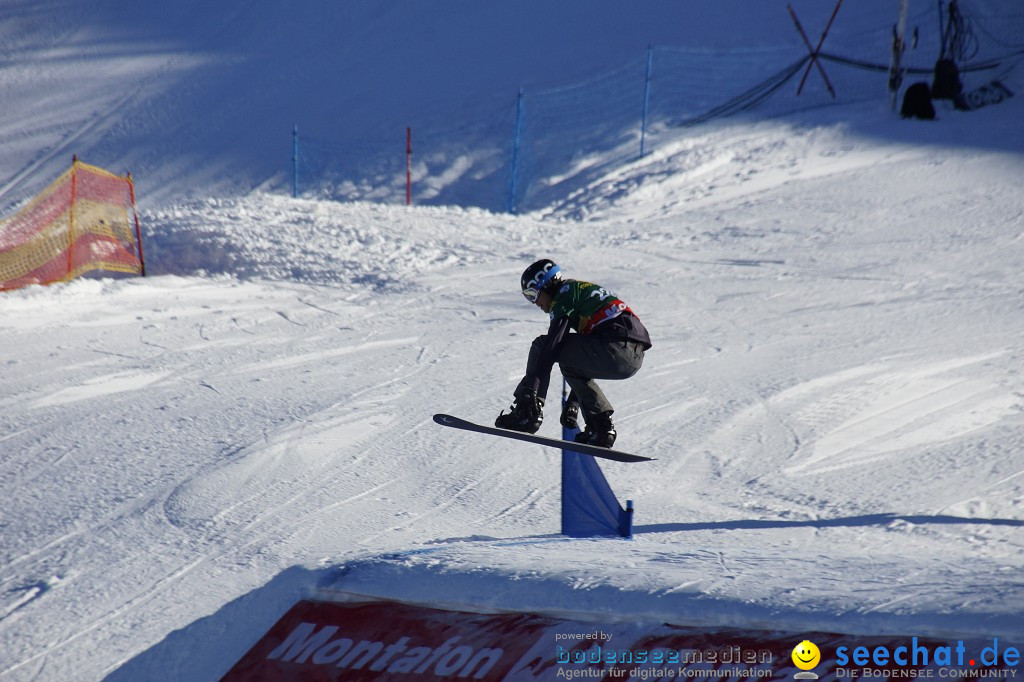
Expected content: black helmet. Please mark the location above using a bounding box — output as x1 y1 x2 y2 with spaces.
521 258 562 303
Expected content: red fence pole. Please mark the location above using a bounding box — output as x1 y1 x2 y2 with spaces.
406 127 412 206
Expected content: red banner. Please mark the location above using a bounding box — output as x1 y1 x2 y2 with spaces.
222 600 550 681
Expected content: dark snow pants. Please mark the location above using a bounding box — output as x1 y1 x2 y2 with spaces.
519 333 645 417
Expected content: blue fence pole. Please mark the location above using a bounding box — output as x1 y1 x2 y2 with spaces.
292 125 299 198
507 88 525 214
640 45 654 159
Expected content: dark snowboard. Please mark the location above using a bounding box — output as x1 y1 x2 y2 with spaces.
433 414 654 463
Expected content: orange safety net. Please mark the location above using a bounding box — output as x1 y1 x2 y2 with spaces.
0 160 144 291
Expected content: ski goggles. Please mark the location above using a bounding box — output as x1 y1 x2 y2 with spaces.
522 265 560 302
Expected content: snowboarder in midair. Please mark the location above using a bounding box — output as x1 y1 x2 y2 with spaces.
496 258 652 447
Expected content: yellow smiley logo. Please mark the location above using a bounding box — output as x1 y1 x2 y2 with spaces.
792 640 821 670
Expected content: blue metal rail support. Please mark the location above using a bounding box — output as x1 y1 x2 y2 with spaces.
560 379 635 539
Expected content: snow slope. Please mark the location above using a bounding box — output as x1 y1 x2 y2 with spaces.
2 1 1024 680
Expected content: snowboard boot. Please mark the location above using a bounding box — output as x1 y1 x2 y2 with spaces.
495 392 544 434
575 410 616 448
559 394 581 431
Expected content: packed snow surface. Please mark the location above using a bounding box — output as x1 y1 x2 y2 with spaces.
1 1 1023 680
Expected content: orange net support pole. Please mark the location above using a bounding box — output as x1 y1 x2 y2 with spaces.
127 172 146 277
68 156 78 278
